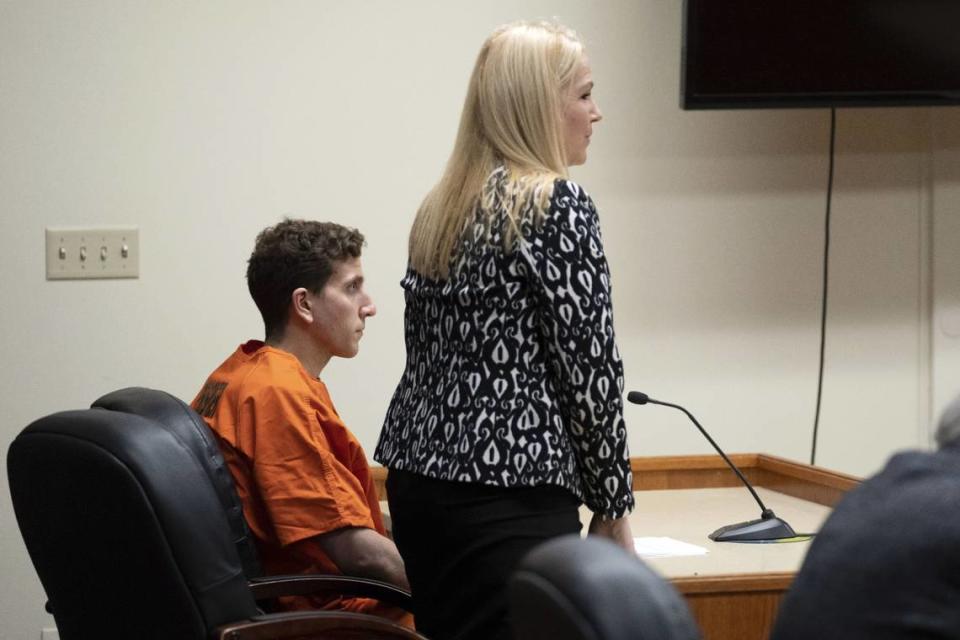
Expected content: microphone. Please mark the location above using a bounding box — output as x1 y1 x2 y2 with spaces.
627 391 797 543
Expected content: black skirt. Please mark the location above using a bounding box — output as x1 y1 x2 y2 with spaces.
386 469 582 640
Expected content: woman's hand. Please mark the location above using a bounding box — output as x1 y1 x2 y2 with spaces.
588 513 635 555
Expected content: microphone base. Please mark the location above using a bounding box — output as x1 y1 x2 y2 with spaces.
709 515 797 543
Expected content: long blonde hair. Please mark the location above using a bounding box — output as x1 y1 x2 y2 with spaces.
409 20 586 279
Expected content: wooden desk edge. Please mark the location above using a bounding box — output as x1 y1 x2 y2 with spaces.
371 453 860 507
671 571 795 595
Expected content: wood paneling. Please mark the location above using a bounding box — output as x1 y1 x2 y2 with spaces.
685 589 785 640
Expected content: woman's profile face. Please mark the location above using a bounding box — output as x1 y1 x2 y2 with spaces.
562 57 602 166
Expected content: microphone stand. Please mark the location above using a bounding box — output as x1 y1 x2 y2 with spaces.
627 391 797 543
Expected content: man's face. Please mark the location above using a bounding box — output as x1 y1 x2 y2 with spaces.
306 256 376 361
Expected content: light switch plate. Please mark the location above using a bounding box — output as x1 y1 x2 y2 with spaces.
45 227 139 280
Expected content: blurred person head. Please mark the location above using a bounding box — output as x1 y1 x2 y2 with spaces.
935 392 960 449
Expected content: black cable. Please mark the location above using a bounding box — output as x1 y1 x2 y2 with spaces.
810 108 836 466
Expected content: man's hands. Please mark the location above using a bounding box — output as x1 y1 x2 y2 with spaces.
588 513 635 555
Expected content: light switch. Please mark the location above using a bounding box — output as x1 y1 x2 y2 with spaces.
45 227 139 280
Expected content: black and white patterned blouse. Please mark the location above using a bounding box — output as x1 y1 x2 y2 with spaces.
375 167 634 518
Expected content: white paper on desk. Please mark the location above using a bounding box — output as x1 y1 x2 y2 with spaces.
634 537 708 558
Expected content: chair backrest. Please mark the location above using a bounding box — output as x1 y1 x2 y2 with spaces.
8 404 258 640
92 386 262 578
508 536 702 640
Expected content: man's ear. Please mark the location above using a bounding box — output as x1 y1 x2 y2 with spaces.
290 287 313 323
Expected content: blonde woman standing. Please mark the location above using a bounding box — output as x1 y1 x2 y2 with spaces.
375 20 635 640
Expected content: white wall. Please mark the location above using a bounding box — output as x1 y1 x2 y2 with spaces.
933 111 960 427
2 2 958 638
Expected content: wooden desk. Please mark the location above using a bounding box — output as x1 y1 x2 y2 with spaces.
373 454 858 640
621 454 858 640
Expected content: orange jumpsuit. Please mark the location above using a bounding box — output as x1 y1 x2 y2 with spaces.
192 340 409 625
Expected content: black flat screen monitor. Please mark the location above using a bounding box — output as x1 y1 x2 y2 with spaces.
682 0 960 109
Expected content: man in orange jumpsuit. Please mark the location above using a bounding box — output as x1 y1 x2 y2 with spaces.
192 219 409 624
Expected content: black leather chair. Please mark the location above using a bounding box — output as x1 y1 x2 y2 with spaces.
8 387 424 640
93 387 263 579
508 535 702 640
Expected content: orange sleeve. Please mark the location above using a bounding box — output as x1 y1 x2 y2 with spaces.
239 381 376 547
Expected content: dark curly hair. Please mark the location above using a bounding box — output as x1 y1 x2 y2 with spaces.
247 219 365 340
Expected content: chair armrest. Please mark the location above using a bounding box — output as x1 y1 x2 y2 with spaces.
248 574 414 611
214 610 427 640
